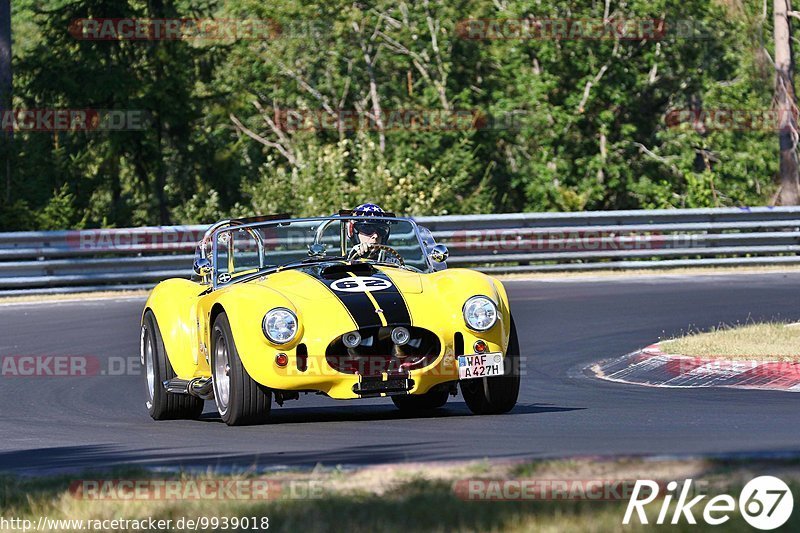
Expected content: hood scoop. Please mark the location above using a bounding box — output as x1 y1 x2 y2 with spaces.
321 262 376 279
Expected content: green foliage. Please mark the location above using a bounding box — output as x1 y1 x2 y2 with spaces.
0 0 788 230
36 183 86 229
171 188 222 224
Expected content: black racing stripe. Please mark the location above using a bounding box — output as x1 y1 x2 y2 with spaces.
332 289 383 329
370 271 412 326
299 269 383 329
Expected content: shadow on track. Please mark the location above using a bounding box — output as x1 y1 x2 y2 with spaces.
0 405 584 474
194 402 586 425
0 441 538 475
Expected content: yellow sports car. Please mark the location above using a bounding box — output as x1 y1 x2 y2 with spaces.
141 211 520 425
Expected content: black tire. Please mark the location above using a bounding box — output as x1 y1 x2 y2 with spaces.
142 310 204 420
460 315 521 415
391 385 450 412
211 312 272 426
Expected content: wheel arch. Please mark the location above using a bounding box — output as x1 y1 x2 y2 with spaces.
142 278 204 380
208 284 299 389
210 302 226 331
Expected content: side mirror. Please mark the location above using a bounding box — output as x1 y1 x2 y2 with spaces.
308 243 327 257
193 258 213 277
429 244 449 263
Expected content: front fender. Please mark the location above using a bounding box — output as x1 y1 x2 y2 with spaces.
143 278 204 379
421 268 512 347
209 284 302 387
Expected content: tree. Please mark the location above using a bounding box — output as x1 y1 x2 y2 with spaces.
13 0 232 227
774 0 800 205
0 0 790 230
0 0 11 204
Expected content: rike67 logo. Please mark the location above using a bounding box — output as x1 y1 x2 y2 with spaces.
624 476 793 529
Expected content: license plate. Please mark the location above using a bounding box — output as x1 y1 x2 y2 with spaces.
458 352 504 380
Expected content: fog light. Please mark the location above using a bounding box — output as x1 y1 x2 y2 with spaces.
391 327 411 346
473 340 488 354
275 353 289 367
343 331 362 348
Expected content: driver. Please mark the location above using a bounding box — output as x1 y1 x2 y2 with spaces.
347 203 392 261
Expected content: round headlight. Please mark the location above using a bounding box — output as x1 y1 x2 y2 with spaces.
262 308 298 345
463 296 498 331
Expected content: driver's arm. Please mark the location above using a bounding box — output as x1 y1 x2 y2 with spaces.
349 242 371 258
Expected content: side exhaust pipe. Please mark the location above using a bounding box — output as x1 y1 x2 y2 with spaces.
163 377 214 400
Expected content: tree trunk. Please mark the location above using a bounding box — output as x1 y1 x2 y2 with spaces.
148 0 169 224
0 0 12 203
775 0 800 205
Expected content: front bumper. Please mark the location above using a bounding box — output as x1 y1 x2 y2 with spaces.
244 328 506 399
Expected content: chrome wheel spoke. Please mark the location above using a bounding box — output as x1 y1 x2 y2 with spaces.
144 332 155 402
214 335 231 412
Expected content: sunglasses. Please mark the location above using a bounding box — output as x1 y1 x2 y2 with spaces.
354 222 389 238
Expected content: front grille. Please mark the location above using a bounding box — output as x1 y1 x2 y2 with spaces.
326 326 441 376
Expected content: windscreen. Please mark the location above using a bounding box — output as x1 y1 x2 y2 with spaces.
212 218 429 284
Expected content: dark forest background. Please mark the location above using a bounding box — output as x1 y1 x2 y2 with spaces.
0 1 786 230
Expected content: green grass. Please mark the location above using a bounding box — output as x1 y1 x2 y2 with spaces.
1 459 799 532
661 322 800 360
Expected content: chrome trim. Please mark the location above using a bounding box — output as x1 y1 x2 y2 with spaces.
193 258 213 284
391 326 411 346
207 215 435 290
143 327 155 403
462 295 499 332
342 331 362 348
429 244 449 263
213 334 231 416
204 219 266 290
262 307 298 345
164 376 214 399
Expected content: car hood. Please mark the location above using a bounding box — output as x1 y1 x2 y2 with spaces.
254 262 423 300
247 262 421 329
236 262 503 333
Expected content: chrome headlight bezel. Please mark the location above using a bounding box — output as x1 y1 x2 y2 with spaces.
262 308 298 345
462 296 498 332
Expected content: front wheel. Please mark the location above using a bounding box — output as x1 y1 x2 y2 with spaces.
460 316 521 415
211 312 272 426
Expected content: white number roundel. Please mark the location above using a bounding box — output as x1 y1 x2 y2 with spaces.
330 276 393 292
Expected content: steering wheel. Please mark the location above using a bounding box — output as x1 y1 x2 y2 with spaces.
372 244 405 266
348 244 405 266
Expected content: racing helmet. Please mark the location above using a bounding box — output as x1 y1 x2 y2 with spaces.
347 203 391 244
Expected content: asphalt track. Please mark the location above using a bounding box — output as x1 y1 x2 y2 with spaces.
1 272 799 475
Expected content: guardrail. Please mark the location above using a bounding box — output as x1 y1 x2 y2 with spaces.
1 206 799 295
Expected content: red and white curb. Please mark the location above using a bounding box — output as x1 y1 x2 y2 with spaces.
591 343 800 392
